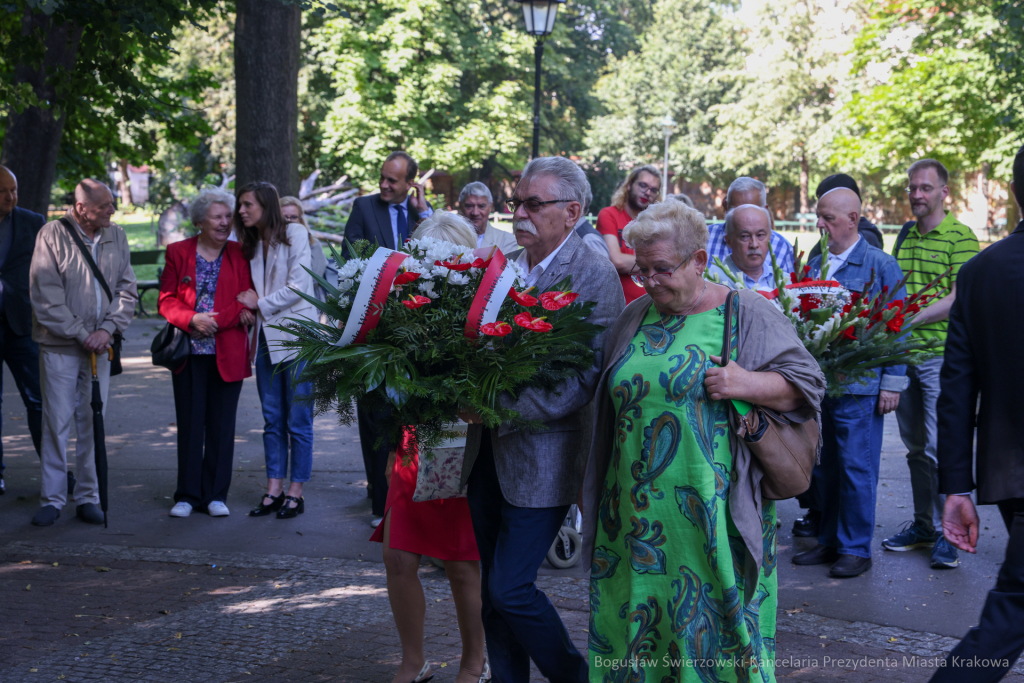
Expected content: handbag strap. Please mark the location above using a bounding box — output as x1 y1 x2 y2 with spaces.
720 290 738 366
59 217 113 303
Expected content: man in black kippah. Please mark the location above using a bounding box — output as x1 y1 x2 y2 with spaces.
807 174 884 260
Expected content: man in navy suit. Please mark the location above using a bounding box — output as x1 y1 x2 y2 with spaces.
0 165 45 495
343 151 433 524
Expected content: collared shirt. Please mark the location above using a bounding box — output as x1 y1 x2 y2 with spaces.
66 212 105 323
894 211 979 351
708 254 775 291
476 232 486 248
707 222 795 276
826 235 861 275
516 231 572 287
389 196 433 248
0 212 12 310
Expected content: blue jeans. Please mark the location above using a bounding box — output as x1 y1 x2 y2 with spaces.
0 315 43 473
815 394 885 558
254 332 313 483
466 431 588 683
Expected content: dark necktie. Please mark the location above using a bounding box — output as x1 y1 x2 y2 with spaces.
395 204 408 246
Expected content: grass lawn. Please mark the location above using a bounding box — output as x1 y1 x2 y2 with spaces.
115 211 163 316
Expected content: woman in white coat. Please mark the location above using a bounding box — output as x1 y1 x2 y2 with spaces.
234 182 318 519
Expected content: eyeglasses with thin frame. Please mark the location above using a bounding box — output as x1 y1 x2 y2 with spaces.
905 184 940 194
634 180 660 196
505 198 575 214
629 256 692 287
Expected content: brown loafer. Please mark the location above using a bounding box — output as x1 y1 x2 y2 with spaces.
792 544 839 566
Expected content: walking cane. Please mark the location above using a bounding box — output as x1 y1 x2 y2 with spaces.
90 349 113 529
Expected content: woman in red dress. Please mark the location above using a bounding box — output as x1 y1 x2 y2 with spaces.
369 213 488 683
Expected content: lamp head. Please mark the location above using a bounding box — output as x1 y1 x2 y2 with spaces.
661 114 677 137
515 0 566 37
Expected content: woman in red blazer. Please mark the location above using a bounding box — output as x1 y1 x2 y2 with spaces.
158 190 257 519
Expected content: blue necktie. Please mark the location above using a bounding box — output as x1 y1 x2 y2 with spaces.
395 204 408 246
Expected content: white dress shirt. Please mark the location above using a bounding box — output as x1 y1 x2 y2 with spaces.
708 254 776 292
516 231 572 288
826 236 861 275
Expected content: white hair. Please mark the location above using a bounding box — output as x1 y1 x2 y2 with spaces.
458 181 493 206
622 198 708 258
190 189 235 226
727 177 767 208
519 156 588 207
411 210 477 249
723 204 772 236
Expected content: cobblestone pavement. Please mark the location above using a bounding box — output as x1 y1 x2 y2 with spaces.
3 541 1022 683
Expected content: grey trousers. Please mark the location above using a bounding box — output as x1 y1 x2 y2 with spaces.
39 349 110 509
895 358 944 535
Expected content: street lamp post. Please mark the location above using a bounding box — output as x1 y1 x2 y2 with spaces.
661 114 677 197
515 0 565 159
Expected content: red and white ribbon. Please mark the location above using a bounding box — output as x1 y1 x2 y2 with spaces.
335 248 408 347
761 280 846 301
464 249 519 339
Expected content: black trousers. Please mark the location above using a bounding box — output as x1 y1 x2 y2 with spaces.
357 402 391 516
930 498 1024 683
0 314 43 473
171 355 243 508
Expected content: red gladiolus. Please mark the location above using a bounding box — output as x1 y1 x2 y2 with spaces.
850 291 862 305
394 271 421 285
798 295 818 318
508 287 538 307
402 295 431 309
539 291 579 310
480 321 512 337
514 312 553 332
886 315 905 333
435 259 473 272
841 326 857 340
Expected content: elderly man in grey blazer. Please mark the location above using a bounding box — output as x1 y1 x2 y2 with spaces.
462 157 624 683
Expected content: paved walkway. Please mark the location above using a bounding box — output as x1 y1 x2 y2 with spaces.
2 540 1022 682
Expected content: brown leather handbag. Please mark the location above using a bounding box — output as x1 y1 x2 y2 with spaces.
721 291 818 500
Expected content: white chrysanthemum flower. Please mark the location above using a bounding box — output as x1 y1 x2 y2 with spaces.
337 278 355 293
447 272 470 286
339 295 352 307
417 280 437 297
337 259 365 280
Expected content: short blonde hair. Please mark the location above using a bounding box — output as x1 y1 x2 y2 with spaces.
279 196 316 246
622 198 708 258
412 210 477 249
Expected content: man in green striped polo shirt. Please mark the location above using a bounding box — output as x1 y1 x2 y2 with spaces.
882 159 979 570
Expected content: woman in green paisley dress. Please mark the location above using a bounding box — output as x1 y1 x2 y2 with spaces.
581 200 825 683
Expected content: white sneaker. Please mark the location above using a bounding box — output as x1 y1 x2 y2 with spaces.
370 517 383 529
169 502 192 518
207 501 230 517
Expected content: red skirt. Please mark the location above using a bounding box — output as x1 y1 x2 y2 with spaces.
369 430 480 561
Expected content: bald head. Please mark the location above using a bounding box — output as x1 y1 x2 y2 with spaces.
0 165 16 219
73 178 116 234
816 187 862 255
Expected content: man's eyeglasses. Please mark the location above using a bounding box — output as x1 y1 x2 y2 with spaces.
634 180 660 196
629 257 690 287
505 198 575 214
905 184 938 194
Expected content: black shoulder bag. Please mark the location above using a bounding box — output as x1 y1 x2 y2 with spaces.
893 220 916 259
58 218 124 376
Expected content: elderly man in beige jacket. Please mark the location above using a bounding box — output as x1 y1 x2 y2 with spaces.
29 179 137 527
457 182 519 254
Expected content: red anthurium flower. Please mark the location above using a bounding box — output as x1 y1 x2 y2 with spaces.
394 271 421 285
470 258 493 269
508 287 538 307
514 312 553 332
402 295 431 309
480 321 512 337
539 291 579 311
434 259 473 272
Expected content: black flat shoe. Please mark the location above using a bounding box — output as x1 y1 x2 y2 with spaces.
830 554 872 578
249 493 285 517
276 495 304 519
792 544 839 566
791 510 820 538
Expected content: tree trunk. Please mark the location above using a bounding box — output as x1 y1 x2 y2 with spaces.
0 11 83 216
799 152 810 214
234 0 301 198
117 159 132 208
